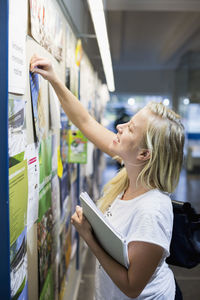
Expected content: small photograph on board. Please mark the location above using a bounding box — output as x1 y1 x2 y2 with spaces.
29 71 46 142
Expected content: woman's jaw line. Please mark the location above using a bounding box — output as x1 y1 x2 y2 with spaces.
122 159 147 168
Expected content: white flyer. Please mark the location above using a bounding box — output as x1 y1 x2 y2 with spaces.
9 0 27 94
24 143 39 231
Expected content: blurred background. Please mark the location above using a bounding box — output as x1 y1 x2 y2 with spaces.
60 1 200 299
62 0 200 213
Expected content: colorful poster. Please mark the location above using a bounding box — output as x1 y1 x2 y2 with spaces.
68 129 87 164
9 160 28 246
10 228 28 300
8 97 26 158
29 0 64 61
9 0 27 94
38 182 53 295
29 72 45 142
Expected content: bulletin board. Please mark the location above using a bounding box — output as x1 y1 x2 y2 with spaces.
5 0 110 300
0 0 10 299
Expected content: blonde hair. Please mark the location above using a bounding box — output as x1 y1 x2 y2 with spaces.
98 102 185 213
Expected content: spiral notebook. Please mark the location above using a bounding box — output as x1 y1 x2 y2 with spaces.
79 191 129 268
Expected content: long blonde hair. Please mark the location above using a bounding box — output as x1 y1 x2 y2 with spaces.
98 102 185 213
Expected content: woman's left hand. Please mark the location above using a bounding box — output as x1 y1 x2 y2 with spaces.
71 206 93 242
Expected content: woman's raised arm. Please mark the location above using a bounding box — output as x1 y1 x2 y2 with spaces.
30 55 116 157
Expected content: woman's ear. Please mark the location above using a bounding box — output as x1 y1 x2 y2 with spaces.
137 149 151 161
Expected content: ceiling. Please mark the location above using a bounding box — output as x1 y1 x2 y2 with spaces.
88 0 200 93
106 0 200 69
62 0 200 95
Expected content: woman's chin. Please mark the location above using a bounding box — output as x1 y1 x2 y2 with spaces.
109 142 119 155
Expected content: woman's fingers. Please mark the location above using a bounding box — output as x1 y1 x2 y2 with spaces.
30 54 51 70
71 207 92 241
30 55 56 81
71 206 84 224
71 212 79 223
76 205 83 217
30 59 51 71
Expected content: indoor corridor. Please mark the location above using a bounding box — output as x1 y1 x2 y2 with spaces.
76 162 200 300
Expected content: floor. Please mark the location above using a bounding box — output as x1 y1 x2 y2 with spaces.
76 159 200 300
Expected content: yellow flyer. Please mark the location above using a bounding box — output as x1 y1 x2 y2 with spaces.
9 159 28 246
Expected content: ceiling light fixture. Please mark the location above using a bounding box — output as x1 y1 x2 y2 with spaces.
128 97 135 106
87 0 115 92
163 98 170 106
183 98 190 105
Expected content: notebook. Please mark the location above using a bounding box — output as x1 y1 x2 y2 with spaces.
79 191 129 268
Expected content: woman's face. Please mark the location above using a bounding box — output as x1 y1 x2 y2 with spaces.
110 107 150 162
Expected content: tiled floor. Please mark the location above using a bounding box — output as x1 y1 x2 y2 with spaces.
76 161 200 300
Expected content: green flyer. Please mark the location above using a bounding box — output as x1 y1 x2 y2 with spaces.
38 182 53 297
9 160 28 246
39 267 54 300
38 181 52 222
39 135 52 190
68 129 87 164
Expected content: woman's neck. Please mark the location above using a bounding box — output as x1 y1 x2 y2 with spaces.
122 162 149 200
121 184 149 200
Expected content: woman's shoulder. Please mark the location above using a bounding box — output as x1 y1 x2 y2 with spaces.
138 188 171 203
137 189 173 216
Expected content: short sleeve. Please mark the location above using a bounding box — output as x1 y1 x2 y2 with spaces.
127 208 173 257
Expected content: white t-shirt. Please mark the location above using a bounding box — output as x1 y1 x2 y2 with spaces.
95 189 175 300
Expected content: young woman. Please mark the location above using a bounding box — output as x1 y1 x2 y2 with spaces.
30 55 184 299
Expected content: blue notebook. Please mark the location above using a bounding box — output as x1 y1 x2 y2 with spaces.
79 191 129 268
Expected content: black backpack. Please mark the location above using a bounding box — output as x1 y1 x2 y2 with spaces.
166 200 200 268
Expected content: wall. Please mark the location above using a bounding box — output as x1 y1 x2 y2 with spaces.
8 1 108 300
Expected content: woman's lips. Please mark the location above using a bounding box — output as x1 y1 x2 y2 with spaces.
113 135 120 144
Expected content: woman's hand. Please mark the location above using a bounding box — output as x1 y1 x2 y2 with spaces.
30 54 57 83
71 206 93 242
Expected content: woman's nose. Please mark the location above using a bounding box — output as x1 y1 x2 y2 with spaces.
116 123 124 132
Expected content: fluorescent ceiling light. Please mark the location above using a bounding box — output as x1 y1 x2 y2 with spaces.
87 0 115 92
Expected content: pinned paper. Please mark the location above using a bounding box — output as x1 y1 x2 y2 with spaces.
57 146 63 178
68 129 87 164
